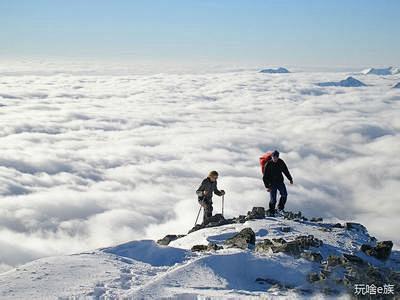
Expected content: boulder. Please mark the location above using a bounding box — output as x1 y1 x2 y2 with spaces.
361 241 393 260
255 239 274 253
157 234 185 246
271 241 302 257
343 254 366 266
346 222 367 232
283 211 302 220
280 226 291 232
205 214 230 227
232 215 246 223
332 223 343 228
246 207 265 220
301 251 323 263
307 272 321 283
272 238 287 245
310 217 323 222
224 228 256 249
325 255 344 268
191 245 208 252
207 242 223 251
295 235 323 248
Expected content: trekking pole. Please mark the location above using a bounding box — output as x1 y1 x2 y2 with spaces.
194 205 202 227
222 194 225 217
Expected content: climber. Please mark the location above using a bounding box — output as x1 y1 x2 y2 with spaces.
262 150 293 215
196 171 225 225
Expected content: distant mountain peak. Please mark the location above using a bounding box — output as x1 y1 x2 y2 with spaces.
260 67 290 74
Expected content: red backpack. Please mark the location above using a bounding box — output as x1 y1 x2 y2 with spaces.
259 151 273 174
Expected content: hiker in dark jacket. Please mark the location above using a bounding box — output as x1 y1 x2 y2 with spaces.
196 171 225 225
263 150 293 214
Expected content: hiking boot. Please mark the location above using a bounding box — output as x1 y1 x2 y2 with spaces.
266 209 276 217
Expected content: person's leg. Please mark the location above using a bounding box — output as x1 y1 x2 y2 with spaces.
203 199 213 224
269 185 278 211
277 182 288 210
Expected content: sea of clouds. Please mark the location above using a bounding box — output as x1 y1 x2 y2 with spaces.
0 68 399 272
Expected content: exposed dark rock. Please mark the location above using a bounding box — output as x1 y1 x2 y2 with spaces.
307 272 320 283
191 245 208 252
325 255 344 268
246 207 265 220
310 217 323 222
346 222 366 232
272 238 287 245
361 241 393 260
224 228 256 249
157 234 185 246
295 235 323 248
280 226 291 232
271 241 302 257
205 214 230 227
332 223 343 228
207 242 223 251
301 251 323 263
255 277 281 285
283 211 302 220
343 254 366 265
232 215 246 223
255 239 274 253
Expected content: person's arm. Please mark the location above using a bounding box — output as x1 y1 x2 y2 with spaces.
213 181 224 196
196 179 206 196
262 163 271 188
281 160 293 183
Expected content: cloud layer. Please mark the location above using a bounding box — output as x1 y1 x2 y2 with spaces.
0 69 399 271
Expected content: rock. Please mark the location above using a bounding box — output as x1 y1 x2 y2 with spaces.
295 235 323 248
255 277 281 285
317 76 366 87
255 239 274 253
205 214 230 227
307 272 320 283
301 251 323 263
346 222 366 232
375 241 393 260
343 254 366 265
271 241 302 257
232 215 246 223
332 223 343 228
283 211 302 220
191 245 208 252
310 217 323 222
224 228 256 249
393 82 400 89
157 234 185 246
280 226 291 232
326 255 344 268
360 241 393 260
260 67 290 74
272 238 287 245
188 224 204 234
207 242 223 251
246 207 265 220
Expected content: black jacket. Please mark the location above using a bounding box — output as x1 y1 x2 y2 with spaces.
263 158 293 188
196 177 223 201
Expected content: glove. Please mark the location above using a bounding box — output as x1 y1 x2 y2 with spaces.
290 180 293 185
220 190 225 195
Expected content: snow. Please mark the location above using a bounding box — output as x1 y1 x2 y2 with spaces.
260 67 290 73
1 215 398 299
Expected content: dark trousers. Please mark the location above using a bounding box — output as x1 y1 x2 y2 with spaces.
269 182 288 211
199 198 213 224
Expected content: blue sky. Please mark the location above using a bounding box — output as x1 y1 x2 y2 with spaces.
1 0 399 68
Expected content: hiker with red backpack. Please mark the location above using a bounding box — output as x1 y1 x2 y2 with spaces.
261 150 293 216
196 171 225 225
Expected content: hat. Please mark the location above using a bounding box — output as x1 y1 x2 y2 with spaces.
272 150 280 157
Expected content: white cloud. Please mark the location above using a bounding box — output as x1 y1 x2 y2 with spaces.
0 68 399 271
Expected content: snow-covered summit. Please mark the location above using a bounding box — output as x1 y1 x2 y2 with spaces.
260 67 290 74
317 76 366 87
0 209 398 299
361 67 400 75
